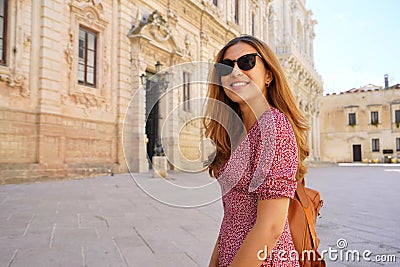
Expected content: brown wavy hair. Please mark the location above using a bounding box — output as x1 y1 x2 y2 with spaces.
203 35 310 182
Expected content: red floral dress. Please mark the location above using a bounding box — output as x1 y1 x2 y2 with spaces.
216 107 300 267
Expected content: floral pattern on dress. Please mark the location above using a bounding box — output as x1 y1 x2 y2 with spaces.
216 107 299 267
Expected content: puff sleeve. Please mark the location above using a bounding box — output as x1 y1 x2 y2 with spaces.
254 112 298 200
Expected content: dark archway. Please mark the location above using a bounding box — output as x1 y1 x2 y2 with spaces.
145 74 160 168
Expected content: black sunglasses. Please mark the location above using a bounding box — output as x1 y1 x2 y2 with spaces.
214 53 265 77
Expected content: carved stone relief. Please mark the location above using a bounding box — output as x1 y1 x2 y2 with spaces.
0 70 28 97
167 8 179 26
0 0 28 97
131 12 173 45
64 0 109 112
131 58 147 74
201 0 223 19
102 45 109 92
251 0 259 9
64 30 74 78
183 34 193 58
128 10 183 58
75 0 104 14
200 31 209 45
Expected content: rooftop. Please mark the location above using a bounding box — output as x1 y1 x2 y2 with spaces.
325 83 400 96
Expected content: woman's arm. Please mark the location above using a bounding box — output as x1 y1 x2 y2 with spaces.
229 197 289 267
209 239 219 267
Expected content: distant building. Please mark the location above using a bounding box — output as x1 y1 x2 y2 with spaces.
0 0 322 183
320 81 400 163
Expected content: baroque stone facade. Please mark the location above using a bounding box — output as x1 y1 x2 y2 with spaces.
269 0 323 160
0 0 322 183
320 84 400 163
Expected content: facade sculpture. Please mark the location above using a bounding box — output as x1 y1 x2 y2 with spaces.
0 0 322 182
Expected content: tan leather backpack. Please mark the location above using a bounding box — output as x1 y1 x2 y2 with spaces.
288 181 326 267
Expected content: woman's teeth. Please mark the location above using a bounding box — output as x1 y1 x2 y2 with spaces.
231 82 248 88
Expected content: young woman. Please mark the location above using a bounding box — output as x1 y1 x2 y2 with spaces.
204 35 309 267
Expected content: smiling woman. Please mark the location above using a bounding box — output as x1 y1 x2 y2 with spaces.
203 35 310 267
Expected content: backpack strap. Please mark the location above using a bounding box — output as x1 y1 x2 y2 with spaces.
296 180 309 208
296 182 318 249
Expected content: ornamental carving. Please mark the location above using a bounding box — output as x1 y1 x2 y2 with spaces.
130 10 171 42
167 8 179 25
62 91 106 109
183 34 193 58
131 11 168 34
131 58 147 72
251 0 259 9
0 70 28 97
200 31 209 44
70 0 107 25
74 0 104 13
201 0 223 18
128 10 183 56
290 1 297 11
65 0 109 111
71 92 105 107
64 30 74 77
268 5 276 21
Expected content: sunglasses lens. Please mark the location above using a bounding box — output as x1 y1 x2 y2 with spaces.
215 54 260 77
215 60 234 76
237 54 256 71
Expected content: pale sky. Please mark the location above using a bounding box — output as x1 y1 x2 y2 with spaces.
306 0 400 95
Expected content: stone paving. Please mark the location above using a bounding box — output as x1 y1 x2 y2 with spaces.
0 165 399 266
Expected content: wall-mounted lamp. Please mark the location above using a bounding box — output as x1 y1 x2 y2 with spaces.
155 61 162 73
140 73 147 85
140 61 170 92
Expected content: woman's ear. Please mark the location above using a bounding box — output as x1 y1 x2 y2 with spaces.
265 70 273 86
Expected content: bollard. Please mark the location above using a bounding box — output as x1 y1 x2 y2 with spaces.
152 156 168 178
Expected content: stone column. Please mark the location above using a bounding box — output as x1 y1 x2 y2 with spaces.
37 0 64 172
307 113 314 161
115 0 134 174
124 56 148 173
315 110 321 160
165 64 180 171
312 111 318 160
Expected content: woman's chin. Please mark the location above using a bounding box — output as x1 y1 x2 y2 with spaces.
227 95 250 106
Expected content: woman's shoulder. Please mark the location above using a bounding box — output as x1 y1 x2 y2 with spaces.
262 107 293 132
270 106 288 121
269 108 296 148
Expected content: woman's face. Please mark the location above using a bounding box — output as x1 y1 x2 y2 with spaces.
220 42 272 107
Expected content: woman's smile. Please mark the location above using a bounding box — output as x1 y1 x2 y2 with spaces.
229 80 250 90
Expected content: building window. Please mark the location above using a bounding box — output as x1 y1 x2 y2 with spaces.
372 139 379 152
213 0 217 6
78 26 97 87
234 0 239 24
397 138 400 151
0 0 8 65
395 110 400 123
371 111 379 125
348 113 356 126
183 72 191 112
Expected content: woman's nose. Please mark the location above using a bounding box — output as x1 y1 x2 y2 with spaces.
231 63 243 77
